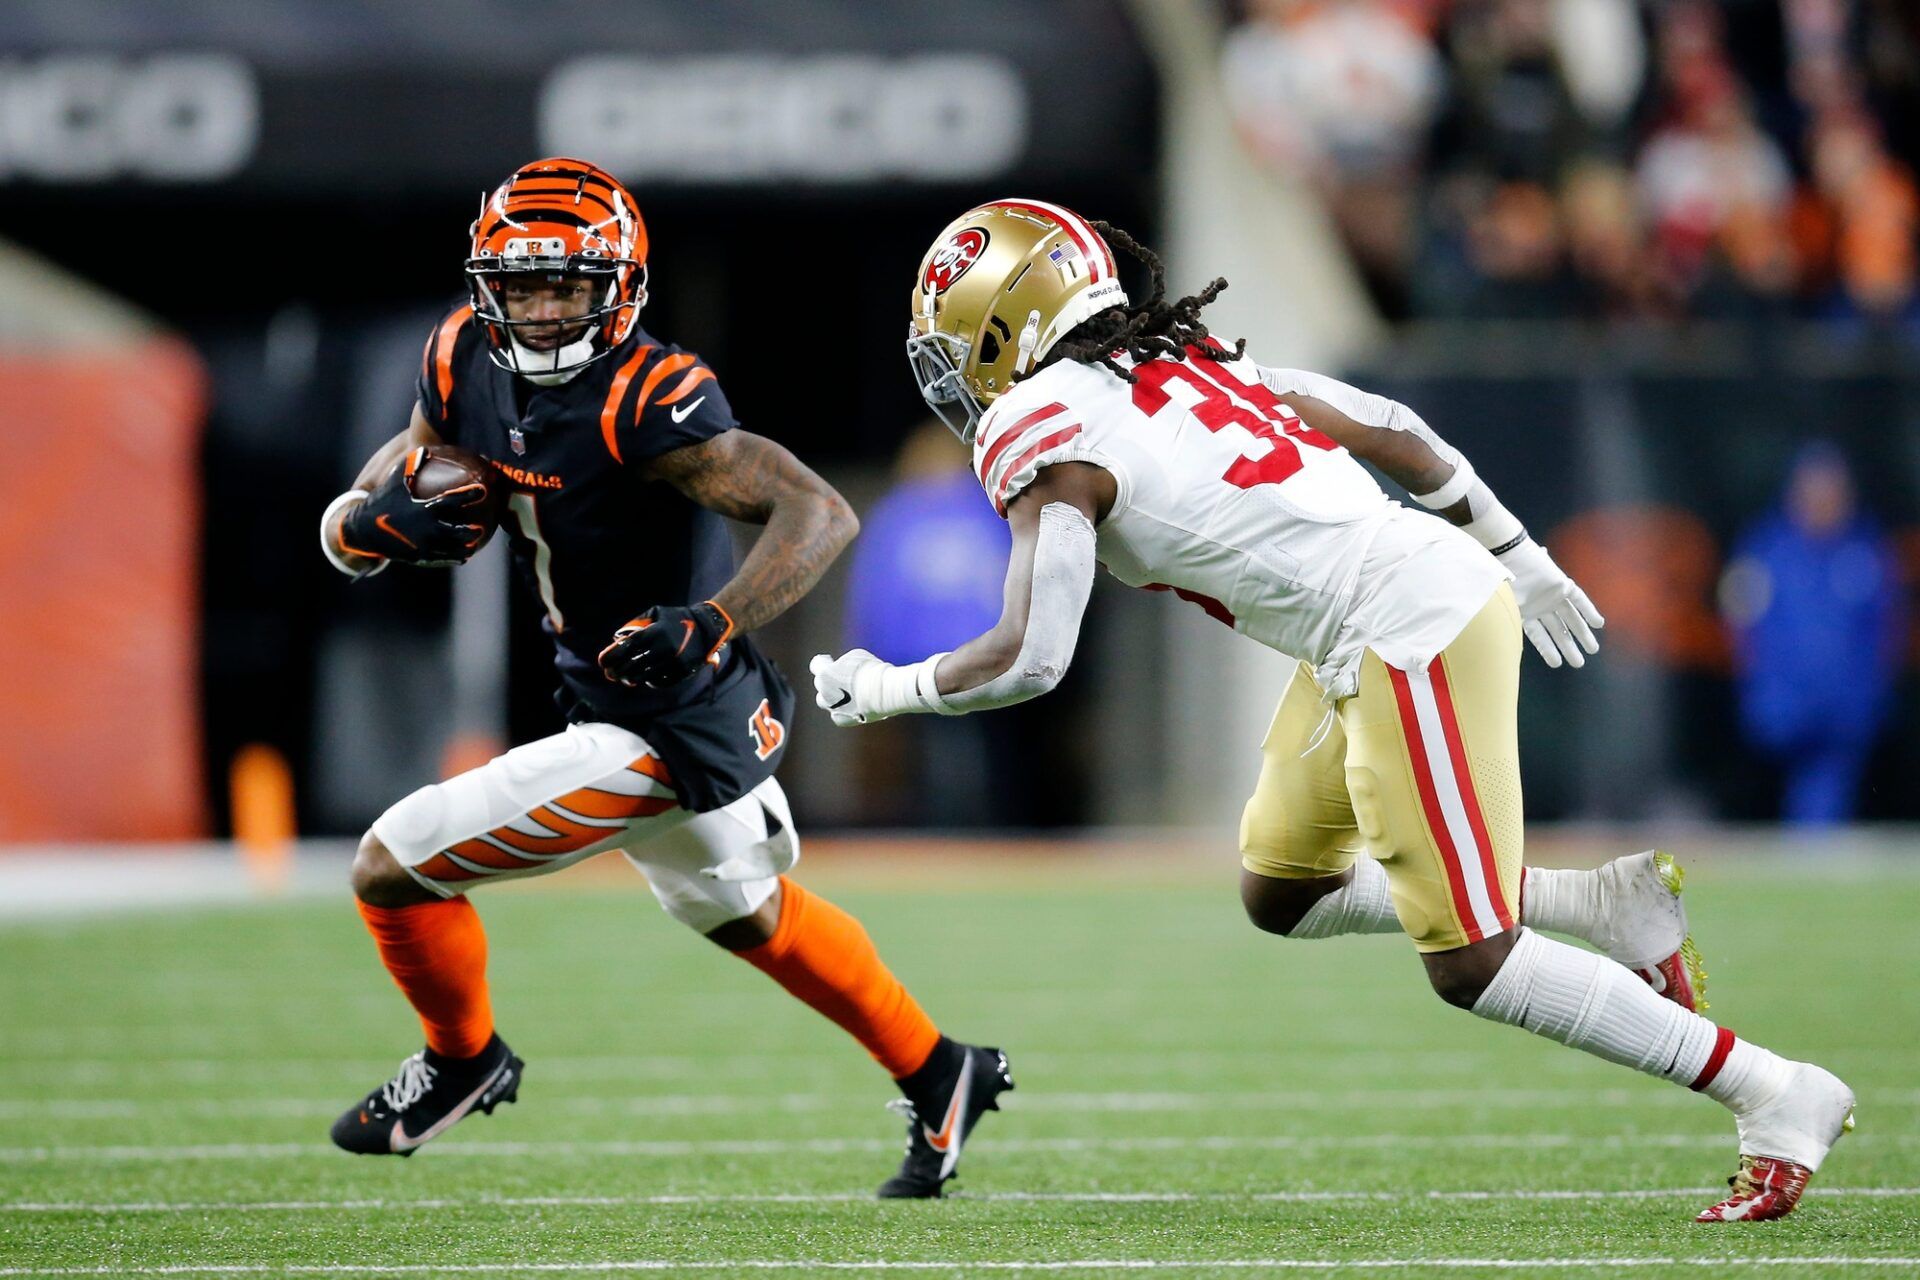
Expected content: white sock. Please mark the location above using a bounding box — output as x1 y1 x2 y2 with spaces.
1519 866 1602 943
1287 857 1399 939
1472 929 1791 1115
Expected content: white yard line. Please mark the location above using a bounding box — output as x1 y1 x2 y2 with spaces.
0 1132 1906 1162
5 1187 1919 1214
6 1089 1913 1121
0 1054 815 1077
0 1049 1508 1075
5 1258 1920 1274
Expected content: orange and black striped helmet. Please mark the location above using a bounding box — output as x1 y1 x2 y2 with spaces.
464 157 648 378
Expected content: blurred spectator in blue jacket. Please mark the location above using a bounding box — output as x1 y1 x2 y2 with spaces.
1721 443 1905 825
846 422 1009 669
841 422 1015 827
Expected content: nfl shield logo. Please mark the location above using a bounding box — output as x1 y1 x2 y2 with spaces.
509 427 527 455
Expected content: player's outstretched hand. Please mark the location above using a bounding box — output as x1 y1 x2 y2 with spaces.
1497 537 1604 669
599 601 734 689
338 450 490 567
810 650 882 727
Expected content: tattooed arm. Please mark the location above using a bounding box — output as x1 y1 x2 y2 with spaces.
641 429 859 634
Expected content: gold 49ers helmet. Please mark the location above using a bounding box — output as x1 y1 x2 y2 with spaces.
465 157 648 379
908 199 1128 442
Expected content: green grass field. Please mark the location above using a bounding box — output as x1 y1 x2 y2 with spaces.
3 853 1918 1277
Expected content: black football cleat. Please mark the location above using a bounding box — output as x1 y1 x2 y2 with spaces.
877 1039 1014 1199
330 1033 522 1156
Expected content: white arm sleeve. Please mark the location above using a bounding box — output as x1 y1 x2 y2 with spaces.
1255 366 1465 476
1254 364 1525 552
930 501 1098 714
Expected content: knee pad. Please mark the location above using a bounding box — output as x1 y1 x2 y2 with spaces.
647 869 779 934
627 779 793 933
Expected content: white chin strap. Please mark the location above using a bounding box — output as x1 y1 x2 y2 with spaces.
511 334 596 385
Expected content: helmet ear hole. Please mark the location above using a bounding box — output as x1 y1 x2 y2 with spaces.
978 330 1001 365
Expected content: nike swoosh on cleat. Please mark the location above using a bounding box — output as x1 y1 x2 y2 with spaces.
670 396 707 424
388 1061 511 1154
924 1057 974 1155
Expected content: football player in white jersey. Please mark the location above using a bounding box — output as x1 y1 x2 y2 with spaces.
811 199 1855 1222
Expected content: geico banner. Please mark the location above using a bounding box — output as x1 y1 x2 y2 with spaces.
0 44 1149 192
0 54 257 181
540 55 1026 182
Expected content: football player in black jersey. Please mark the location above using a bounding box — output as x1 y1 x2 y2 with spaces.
318 158 1009 1197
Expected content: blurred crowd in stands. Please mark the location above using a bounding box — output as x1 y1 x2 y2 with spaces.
1222 0 1920 330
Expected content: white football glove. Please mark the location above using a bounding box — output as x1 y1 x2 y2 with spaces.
1498 538 1605 669
810 650 885 726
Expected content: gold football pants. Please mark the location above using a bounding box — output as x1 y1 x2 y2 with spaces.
1240 585 1524 952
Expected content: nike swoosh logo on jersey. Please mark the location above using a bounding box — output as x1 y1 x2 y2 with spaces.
924 1055 973 1157
388 1061 509 1153
670 396 707 424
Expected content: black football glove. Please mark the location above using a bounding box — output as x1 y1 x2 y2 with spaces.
598 601 735 689
337 447 490 567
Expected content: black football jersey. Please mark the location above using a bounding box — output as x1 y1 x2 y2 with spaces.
416 305 792 812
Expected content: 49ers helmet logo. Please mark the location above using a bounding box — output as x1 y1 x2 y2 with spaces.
923 228 990 294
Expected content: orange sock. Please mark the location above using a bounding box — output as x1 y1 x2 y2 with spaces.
739 877 941 1079
356 897 495 1059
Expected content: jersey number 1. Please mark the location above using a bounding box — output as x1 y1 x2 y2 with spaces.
1130 352 1337 489
505 493 566 631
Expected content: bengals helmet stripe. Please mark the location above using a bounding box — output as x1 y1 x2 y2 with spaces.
466 157 649 380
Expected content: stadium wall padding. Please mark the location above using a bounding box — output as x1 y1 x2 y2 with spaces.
0 338 207 840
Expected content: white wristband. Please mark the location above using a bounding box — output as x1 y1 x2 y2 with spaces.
1412 457 1476 511
856 652 952 719
1459 481 1527 556
919 655 963 716
320 490 387 579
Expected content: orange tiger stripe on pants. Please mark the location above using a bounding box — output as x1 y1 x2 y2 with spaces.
406 754 679 888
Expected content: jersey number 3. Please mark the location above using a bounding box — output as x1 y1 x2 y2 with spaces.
1130 352 1337 489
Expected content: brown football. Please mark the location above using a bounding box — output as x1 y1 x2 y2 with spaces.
407 444 508 553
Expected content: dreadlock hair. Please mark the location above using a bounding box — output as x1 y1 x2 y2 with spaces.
1029 220 1246 385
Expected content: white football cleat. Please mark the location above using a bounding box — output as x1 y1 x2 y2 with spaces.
1590 850 1707 1010
1698 1061 1856 1222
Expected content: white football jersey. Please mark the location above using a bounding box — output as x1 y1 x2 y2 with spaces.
970 348 1507 696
